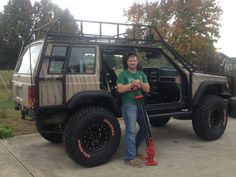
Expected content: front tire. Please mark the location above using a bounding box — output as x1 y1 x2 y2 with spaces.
192 95 227 141
63 107 121 167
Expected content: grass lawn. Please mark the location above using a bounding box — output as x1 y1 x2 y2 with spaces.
0 70 36 138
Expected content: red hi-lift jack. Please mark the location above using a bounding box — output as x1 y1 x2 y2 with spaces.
135 94 158 166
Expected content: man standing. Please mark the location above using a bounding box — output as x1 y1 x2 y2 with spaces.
116 52 150 168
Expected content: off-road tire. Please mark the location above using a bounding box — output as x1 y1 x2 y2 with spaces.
63 106 121 167
192 95 227 141
39 132 62 143
150 117 171 127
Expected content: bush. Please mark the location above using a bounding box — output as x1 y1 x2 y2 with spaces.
0 126 13 139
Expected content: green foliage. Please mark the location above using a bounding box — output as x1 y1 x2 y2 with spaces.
124 0 222 72
0 125 13 139
32 0 78 39
0 99 13 119
0 0 78 69
0 70 35 137
0 0 33 69
0 108 6 119
0 70 13 87
0 70 15 119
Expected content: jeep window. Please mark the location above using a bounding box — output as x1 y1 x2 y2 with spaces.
139 49 181 103
49 59 65 74
52 46 68 56
139 50 175 70
67 47 96 74
16 43 43 74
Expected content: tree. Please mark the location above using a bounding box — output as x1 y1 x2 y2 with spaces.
0 0 78 69
124 1 175 39
32 0 78 39
0 0 33 69
171 0 222 70
124 0 222 72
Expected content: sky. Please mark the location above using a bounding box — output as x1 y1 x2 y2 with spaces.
0 0 235 57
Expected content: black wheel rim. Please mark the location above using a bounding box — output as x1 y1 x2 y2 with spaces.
209 110 221 129
82 122 110 153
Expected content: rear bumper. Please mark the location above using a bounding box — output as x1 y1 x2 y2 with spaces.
14 102 36 119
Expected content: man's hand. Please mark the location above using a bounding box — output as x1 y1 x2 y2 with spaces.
131 80 141 90
117 79 150 93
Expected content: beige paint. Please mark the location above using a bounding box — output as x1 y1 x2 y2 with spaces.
38 44 101 106
12 74 32 107
12 42 229 109
192 73 227 96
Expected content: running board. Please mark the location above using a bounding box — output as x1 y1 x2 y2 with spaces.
148 111 192 119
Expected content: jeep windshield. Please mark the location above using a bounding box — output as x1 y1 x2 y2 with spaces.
15 41 43 74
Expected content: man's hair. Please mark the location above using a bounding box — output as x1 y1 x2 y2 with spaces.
127 51 138 59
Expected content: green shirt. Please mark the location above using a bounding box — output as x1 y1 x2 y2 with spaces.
116 70 148 104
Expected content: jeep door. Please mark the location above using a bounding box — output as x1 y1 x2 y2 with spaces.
37 44 68 107
36 44 99 108
65 45 99 101
138 48 187 114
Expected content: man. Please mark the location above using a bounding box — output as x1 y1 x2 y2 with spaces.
116 52 150 168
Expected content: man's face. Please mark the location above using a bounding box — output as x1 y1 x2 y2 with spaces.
127 55 138 70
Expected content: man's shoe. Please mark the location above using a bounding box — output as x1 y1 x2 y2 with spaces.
125 158 143 168
136 152 145 160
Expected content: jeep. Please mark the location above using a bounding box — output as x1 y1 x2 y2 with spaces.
12 19 232 167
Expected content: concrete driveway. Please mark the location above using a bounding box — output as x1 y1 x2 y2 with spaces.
1 118 236 177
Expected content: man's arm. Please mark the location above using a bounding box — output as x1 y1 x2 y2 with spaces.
117 80 150 93
140 81 150 93
117 83 133 93
140 72 150 93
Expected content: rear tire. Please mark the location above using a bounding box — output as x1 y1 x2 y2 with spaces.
192 95 227 141
150 117 171 127
63 106 121 167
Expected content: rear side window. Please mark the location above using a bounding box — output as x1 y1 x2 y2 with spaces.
47 45 68 74
48 59 65 74
67 47 96 74
52 46 68 56
16 43 43 74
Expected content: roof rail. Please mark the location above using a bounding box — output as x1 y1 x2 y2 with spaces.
19 18 196 72
47 19 196 71
43 19 162 45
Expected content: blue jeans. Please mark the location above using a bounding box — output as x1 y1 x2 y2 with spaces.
121 103 145 161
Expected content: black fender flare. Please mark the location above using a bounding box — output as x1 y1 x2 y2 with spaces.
66 90 120 116
192 80 227 106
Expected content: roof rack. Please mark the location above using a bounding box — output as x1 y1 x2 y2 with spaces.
44 19 162 45
19 18 196 72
